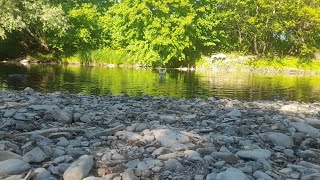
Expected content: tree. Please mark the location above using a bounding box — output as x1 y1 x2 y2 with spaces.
101 0 199 66
0 0 68 53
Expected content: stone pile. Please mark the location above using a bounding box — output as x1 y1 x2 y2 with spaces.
0 87 320 180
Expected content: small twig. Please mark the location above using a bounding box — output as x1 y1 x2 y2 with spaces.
17 127 87 136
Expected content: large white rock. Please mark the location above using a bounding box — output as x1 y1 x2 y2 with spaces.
236 149 271 160
23 147 46 163
63 155 94 180
152 129 189 147
216 167 249 180
259 132 294 148
290 122 320 138
0 159 31 175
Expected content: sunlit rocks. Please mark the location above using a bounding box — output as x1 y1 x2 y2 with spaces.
152 129 189 147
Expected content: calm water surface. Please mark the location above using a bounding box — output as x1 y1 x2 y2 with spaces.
0 63 319 102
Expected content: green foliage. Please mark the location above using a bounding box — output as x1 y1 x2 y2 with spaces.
26 53 56 62
249 56 320 71
0 0 68 52
101 0 200 66
62 48 130 65
1 0 320 68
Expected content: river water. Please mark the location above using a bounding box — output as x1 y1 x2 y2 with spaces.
0 63 319 102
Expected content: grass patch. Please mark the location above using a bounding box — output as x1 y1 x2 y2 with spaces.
62 48 131 66
249 57 320 71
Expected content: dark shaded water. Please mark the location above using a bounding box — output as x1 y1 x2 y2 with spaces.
0 63 320 102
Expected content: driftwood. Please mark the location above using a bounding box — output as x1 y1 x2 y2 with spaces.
22 169 35 180
17 127 87 136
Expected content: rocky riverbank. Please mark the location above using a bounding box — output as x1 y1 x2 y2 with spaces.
0 88 320 180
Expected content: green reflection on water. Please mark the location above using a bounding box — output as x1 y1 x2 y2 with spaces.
0 63 319 102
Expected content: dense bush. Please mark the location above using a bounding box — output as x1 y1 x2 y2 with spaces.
0 0 319 66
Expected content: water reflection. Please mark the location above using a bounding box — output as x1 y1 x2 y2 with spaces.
0 63 319 102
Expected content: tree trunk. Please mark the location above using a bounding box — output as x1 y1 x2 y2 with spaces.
253 34 259 55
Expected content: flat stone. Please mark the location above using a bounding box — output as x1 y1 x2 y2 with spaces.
211 152 238 164
260 132 294 148
157 153 177 160
135 123 149 132
152 129 189 147
196 147 216 156
216 167 249 180
144 158 162 168
298 150 318 159
54 110 73 124
236 149 271 160
301 173 320 180
0 159 31 175
34 168 52 180
164 159 183 171
4 109 16 118
120 169 138 180
80 114 92 123
48 132 72 139
194 175 204 180
206 173 217 180
66 148 86 158
290 122 320 138
63 155 94 180
0 151 22 161
126 159 140 168
111 154 125 160
253 171 274 180
23 147 47 163
159 115 180 124
226 108 242 117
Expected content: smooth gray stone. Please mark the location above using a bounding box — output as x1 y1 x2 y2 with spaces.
260 132 294 148
3 109 16 118
211 152 238 164
290 122 320 138
226 108 242 117
0 151 22 161
216 168 249 180
236 149 271 160
63 155 94 180
23 147 47 163
253 171 274 180
0 159 31 175
164 159 183 171
34 168 52 180
120 169 138 180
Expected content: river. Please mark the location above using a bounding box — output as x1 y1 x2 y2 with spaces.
0 63 319 102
